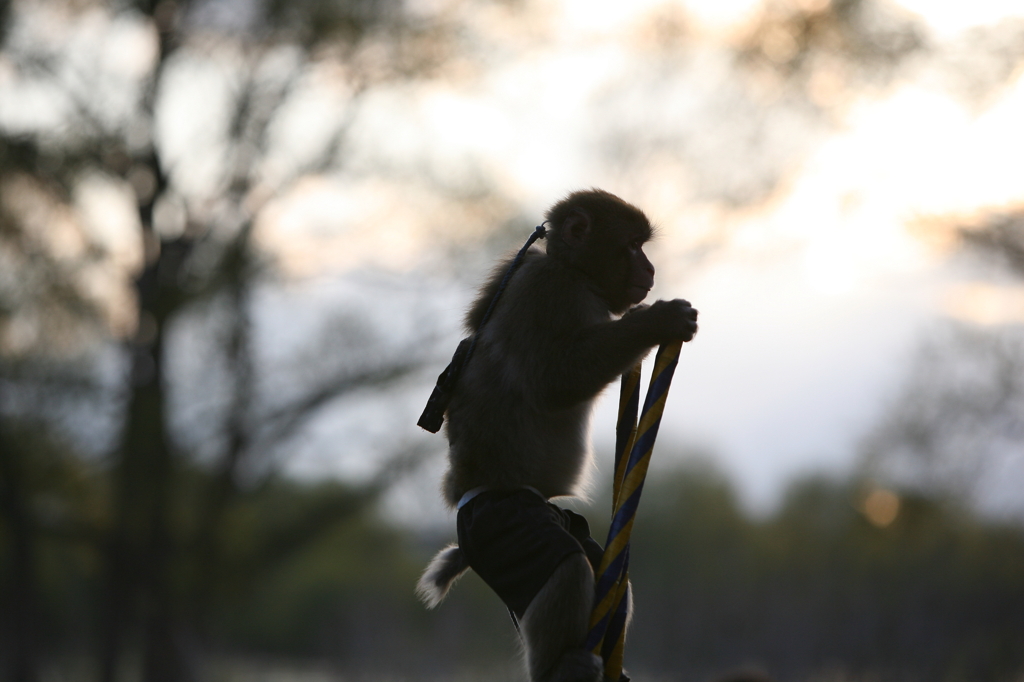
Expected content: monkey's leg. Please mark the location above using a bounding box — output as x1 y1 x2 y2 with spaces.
520 553 602 682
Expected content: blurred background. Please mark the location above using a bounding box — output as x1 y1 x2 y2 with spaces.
2 0 1024 680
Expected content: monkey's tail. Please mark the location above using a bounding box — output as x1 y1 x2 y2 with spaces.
416 543 470 608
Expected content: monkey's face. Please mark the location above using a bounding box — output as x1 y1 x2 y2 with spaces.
587 225 655 314
623 238 655 306
545 191 656 314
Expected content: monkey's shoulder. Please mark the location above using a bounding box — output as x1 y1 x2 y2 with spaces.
464 250 539 332
464 260 507 332
465 250 605 333
496 254 608 329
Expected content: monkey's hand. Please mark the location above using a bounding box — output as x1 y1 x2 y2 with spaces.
645 298 698 342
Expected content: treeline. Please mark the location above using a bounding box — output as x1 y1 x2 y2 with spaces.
623 469 1024 681
2 445 1023 682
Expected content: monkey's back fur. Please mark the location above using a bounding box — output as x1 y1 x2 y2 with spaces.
442 249 624 507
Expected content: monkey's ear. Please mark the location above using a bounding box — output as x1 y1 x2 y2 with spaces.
562 209 591 248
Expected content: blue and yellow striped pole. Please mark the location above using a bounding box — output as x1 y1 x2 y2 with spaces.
586 340 683 681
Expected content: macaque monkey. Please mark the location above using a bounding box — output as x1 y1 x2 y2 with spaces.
417 190 698 682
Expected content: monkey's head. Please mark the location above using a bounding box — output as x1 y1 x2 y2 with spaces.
545 189 656 315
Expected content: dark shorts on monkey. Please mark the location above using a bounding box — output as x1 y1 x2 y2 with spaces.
456 487 604 618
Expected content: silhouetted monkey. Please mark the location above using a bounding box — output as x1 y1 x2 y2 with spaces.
418 189 698 682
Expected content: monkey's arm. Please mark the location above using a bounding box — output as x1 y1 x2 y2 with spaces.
546 299 697 408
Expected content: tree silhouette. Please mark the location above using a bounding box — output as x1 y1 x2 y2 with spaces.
0 1 452 680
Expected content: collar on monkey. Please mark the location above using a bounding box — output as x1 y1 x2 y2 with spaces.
417 224 548 433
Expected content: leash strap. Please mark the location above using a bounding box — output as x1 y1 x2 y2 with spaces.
586 340 683 680
417 225 547 433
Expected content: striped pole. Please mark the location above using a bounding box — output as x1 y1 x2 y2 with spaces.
586 340 683 680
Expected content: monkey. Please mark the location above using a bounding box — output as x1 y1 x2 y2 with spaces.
417 189 698 682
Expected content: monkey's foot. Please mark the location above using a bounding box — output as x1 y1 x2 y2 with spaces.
545 649 602 682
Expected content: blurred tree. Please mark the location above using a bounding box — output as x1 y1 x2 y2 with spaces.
862 210 1024 515
0 418 108 682
861 323 1024 509
961 211 1024 276
0 0 458 680
618 467 1024 681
